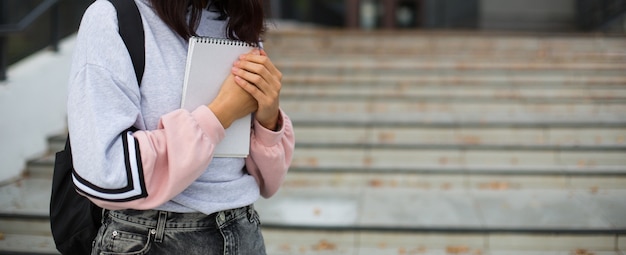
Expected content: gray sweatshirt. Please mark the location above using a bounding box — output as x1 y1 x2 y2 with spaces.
67 0 295 214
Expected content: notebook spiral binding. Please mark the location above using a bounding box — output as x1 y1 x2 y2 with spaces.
193 37 252 47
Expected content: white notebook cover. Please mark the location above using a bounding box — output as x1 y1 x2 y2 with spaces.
181 37 255 158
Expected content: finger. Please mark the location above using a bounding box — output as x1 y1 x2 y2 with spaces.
234 74 279 122
239 54 281 78
231 66 271 93
234 60 270 80
233 60 281 94
234 56 282 90
234 75 266 102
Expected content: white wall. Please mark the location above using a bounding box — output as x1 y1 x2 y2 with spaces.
480 0 577 31
0 36 74 183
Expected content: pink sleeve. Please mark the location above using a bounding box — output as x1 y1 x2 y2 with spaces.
245 109 296 198
87 106 225 210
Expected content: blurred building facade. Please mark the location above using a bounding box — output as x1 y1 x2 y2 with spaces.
269 0 626 33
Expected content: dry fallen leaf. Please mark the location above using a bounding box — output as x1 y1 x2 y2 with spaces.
306 157 319 167
378 242 388 249
369 179 384 188
312 240 337 251
572 249 595 255
390 180 399 187
446 245 470 254
441 183 452 190
479 181 510 190
363 156 374 167
278 244 291 252
439 157 449 165
378 132 396 143
313 208 322 216
595 136 603 144
459 135 481 145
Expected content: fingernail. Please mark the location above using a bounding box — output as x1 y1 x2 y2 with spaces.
234 76 244 83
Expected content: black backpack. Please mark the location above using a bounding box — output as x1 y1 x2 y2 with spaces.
49 0 144 254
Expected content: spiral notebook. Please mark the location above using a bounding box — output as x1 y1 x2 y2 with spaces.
181 37 256 158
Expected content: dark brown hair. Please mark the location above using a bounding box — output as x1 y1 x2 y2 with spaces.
149 0 265 45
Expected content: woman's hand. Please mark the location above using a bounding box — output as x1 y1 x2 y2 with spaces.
208 73 258 129
231 49 283 130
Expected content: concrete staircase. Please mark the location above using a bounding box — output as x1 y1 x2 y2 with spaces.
1 29 625 254
255 30 626 254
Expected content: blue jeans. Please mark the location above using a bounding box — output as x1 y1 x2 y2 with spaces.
91 205 266 255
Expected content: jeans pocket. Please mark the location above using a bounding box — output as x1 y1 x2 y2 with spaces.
98 227 152 255
221 214 266 255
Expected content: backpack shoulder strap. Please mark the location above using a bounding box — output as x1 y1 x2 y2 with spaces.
108 0 145 86
65 0 145 150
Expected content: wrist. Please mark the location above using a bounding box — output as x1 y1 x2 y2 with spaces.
258 112 281 131
208 102 234 129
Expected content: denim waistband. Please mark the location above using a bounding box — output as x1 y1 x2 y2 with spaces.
107 205 255 230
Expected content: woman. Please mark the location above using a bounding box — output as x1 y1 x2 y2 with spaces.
67 0 294 254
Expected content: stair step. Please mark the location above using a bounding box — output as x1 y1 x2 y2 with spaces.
283 102 626 127
0 234 58 255
264 31 626 54
24 143 626 177
22 154 626 189
43 127 626 153
282 91 626 104
28 132 626 179
266 42 626 56
267 46 626 62
291 147 626 173
282 74 626 88
294 126 626 149
281 79 626 101
0 218 51 236
255 188 626 234
47 135 66 155
281 73 626 84
270 52 626 63
276 60 626 70
263 229 624 255
277 62 626 76
0 178 51 219
1 179 623 255
282 172 626 190
26 155 55 179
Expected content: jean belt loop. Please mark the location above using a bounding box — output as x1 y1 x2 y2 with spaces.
154 211 167 243
216 211 226 226
247 205 254 216
246 204 255 223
